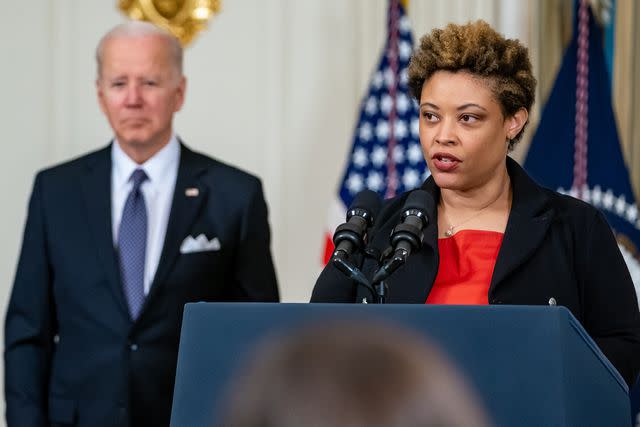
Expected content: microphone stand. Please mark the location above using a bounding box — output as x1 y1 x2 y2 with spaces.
371 247 407 304
374 280 387 304
332 246 388 303
332 255 375 300
331 254 394 304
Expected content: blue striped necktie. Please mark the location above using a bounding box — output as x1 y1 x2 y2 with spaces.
118 168 148 320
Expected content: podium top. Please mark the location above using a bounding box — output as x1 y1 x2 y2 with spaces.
171 303 630 427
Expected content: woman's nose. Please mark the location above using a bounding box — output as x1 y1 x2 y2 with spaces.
434 118 457 145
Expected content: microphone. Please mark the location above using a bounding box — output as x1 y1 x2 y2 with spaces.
331 190 381 291
372 190 433 284
331 189 382 262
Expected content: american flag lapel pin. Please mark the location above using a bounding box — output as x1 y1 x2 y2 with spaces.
185 187 199 197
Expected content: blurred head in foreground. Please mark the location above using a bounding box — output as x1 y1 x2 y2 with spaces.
221 321 491 427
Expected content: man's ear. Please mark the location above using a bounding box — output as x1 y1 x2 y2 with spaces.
96 79 107 115
174 76 187 112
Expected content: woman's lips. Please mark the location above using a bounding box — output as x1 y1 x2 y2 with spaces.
432 153 460 172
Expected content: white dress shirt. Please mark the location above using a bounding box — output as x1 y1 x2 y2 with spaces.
112 135 180 295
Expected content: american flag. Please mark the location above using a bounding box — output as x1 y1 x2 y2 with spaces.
322 0 429 263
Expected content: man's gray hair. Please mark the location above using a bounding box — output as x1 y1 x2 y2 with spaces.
96 20 183 79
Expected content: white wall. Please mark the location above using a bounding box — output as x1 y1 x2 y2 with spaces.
0 0 529 422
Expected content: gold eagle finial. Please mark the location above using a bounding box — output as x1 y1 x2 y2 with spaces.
118 0 221 46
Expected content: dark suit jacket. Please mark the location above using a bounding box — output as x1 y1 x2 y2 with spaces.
5 143 279 427
312 157 640 386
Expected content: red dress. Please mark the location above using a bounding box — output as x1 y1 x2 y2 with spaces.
426 230 504 305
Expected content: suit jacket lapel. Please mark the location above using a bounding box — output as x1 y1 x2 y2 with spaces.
490 157 554 291
143 143 208 308
80 144 130 319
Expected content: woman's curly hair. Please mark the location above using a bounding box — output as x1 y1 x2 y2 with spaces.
408 20 536 148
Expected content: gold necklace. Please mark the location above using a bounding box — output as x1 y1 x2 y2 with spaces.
442 192 504 237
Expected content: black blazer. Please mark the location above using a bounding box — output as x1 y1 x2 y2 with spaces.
312 157 640 386
5 143 279 427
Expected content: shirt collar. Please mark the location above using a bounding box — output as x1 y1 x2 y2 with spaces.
112 134 181 191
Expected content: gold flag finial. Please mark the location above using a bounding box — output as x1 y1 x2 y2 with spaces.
588 0 613 26
118 0 221 46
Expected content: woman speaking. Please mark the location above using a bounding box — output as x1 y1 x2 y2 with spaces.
311 20 640 387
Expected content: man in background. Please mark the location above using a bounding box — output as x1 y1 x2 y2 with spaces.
5 20 278 427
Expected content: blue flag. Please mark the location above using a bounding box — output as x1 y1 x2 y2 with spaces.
524 2 640 286
323 0 428 263
524 0 640 416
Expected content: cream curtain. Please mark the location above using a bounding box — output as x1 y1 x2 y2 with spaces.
614 0 640 198
512 0 571 162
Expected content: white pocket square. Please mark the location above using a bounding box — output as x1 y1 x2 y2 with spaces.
180 234 221 254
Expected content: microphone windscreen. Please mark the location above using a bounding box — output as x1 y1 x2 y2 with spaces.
402 189 434 213
349 189 382 218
